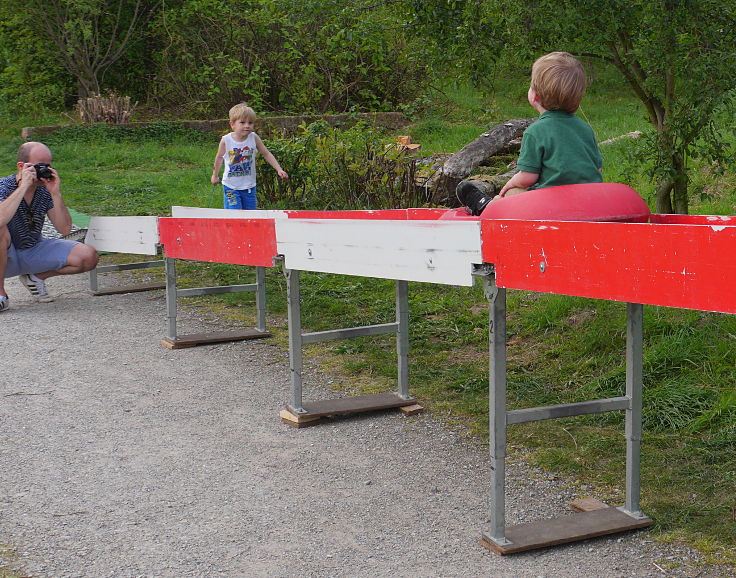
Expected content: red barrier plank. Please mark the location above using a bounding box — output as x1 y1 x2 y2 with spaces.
158 218 277 266
482 219 736 313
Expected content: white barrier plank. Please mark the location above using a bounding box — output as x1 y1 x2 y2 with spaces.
171 206 287 219
85 216 159 254
276 219 482 285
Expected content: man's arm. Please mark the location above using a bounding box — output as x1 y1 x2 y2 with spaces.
0 165 37 227
44 167 73 235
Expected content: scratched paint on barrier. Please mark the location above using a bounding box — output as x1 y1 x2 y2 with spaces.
482 218 736 314
158 217 278 267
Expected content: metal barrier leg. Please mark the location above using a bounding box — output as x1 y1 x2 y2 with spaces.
255 266 267 333
396 280 410 399
485 277 511 546
89 268 99 293
279 272 419 427
286 268 305 413
623 302 645 518
165 257 178 341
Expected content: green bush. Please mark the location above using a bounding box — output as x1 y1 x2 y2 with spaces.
259 120 430 210
150 0 429 117
0 13 73 115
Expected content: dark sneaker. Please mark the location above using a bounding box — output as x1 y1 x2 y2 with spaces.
0 295 8 312
19 274 54 303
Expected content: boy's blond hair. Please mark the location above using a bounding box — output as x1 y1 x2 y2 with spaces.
531 52 586 113
229 103 256 123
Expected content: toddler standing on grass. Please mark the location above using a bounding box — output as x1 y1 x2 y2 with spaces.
498 51 603 197
211 103 288 210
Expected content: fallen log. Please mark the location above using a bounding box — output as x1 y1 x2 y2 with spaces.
437 118 535 203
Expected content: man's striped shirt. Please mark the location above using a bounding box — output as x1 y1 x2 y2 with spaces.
0 175 53 250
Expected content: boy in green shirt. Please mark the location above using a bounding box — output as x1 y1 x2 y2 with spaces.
499 51 603 197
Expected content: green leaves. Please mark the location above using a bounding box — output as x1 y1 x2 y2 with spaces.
258 120 427 210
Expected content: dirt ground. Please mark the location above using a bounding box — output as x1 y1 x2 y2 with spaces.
0 271 728 577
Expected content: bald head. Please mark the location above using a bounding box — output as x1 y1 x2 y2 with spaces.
18 142 52 164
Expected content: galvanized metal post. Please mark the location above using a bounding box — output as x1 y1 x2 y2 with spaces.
255 266 267 333
396 280 410 399
485 275 511 546
285 268 305 413
89 268 99 293
623 302 644 517
164 257 178 341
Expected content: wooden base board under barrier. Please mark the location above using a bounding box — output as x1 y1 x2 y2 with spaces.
92 282 166 296
161 329 272 349
480 499 652 555
280 392 423 428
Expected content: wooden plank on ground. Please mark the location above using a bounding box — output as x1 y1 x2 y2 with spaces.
160 329 271 349
296 392 417 417
92 282 166 296
399 404 424 416
279 409 328 428
480 507 652 555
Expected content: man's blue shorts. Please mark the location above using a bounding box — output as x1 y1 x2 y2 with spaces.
223 186 257 210
4 238 77 278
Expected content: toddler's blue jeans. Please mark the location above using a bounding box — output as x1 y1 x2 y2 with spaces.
224 186 257 210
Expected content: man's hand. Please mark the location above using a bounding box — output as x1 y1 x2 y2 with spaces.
17 164 38 193
41 166 61 197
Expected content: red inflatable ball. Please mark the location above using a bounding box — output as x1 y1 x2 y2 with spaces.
481 183 650 222
439 183 650 223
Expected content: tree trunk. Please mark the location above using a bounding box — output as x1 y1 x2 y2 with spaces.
655 177 674 214
437 118 535 203
673 177 688 214
672 153 689 214
655 151 689 214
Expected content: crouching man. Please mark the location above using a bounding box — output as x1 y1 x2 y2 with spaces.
0 142 98 310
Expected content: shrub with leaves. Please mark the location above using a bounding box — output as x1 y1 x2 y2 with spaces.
259 120 428 210
151 0 428 116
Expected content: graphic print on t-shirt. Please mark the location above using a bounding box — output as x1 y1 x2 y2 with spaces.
227 146 254 177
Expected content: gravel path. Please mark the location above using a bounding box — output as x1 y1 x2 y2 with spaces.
0 270 728 577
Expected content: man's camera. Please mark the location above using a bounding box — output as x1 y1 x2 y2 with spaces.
34 163 54 179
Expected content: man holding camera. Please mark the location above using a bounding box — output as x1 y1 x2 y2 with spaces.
0 142 98 310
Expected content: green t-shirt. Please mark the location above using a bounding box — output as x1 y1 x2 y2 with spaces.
516 110 603 190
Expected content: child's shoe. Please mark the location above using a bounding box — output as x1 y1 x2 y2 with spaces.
0 295 8 312
19 274 54 302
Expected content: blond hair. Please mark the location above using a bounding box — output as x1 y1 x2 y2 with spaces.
229 103 256 123
531 52 586 113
